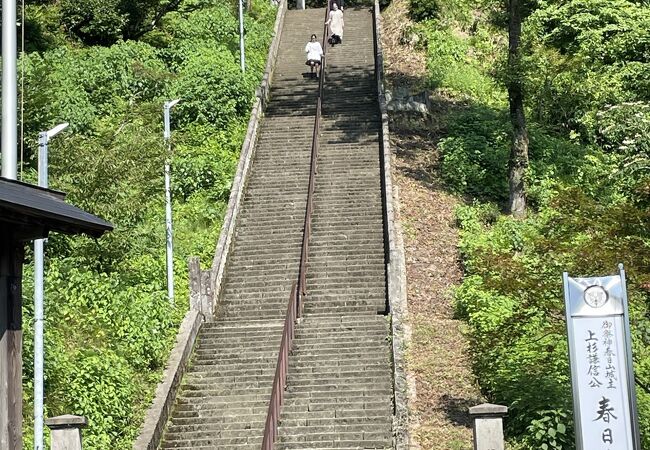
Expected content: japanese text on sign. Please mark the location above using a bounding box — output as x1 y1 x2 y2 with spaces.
564 270 640 450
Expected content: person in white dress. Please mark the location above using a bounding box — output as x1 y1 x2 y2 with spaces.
325 3 344 45
305 34 324 79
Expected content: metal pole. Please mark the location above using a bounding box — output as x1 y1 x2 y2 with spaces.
164 161 174 305
33 123 67 450
239 0 246 72
619 263 643 450
33 132 48 450
2 0 18 179
163 100 180 305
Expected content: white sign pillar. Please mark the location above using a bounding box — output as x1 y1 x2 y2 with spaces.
564 264 641 450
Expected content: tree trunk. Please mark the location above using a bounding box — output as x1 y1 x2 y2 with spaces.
507 0 529 218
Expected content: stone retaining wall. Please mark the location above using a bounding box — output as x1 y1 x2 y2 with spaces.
372 3 413 449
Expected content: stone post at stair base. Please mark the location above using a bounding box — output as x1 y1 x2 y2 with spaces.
45 415 87 450
469 403 508 450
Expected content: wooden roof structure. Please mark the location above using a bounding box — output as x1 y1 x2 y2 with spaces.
0 177 113 239
0 175 112 450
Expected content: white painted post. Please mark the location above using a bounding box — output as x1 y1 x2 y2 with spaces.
34 122 68 450
2 0 18 180
469 403 507 450
238 0 246 71
45 415 87 450
163 100 180 305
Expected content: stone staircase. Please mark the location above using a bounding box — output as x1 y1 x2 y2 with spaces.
275 8 393 450
160 8 323 450
159 7 393 450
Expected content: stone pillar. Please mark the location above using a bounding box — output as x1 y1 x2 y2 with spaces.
188 257 213 320
188 257 202 312
45 415 88 450
297 0 305 10
469 403 508 450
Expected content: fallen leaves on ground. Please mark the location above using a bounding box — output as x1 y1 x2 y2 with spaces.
381 3 484 446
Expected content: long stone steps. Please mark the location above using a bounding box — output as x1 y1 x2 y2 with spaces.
274 8 393 450
160 6 394 450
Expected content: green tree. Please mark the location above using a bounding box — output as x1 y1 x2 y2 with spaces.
59 0 183 45
506 0 530 217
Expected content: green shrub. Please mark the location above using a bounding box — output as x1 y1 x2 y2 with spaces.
439 107 510 201
523 0 650 132
522 409 572 450
454 190 650 446
420 0 650 447
169 46 255 128
19 0 276 447
409 0 471 23
59 0 126 45
59 0 173 44
410 0 440 22
173 128 242 200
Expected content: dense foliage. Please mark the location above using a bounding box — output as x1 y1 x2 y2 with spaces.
13 0 276 447
407 0 650 447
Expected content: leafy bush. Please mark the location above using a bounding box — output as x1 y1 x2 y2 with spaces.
439 107 510 200
19 0 276 447
59 0 173 44
417 0 650 447
409 0 470 23
454 188 650 447
410 0 440 22
169 46 256 127
523 410 572 450
173 133 241 200
22 42 167 144
59 0 126 45
523 0 650 131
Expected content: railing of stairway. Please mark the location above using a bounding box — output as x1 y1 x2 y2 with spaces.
260 3 331 449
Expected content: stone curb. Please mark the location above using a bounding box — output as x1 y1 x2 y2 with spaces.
132 1 288 447
132 310 202 450
372 2 414 450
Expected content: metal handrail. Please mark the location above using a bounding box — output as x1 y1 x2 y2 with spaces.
260 3 331 449
297 0 330 303
261 283 298 450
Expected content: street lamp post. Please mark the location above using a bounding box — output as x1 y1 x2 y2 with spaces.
239 0 246 72
34 122 68 450
164 100 180 305
2 0 18 180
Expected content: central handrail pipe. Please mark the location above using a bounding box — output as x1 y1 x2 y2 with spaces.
260 3 331 449
297 5 329 303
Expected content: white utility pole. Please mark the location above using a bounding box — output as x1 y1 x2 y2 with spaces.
163 100 180 305
239 0 246 72
34 123 68 450
2 0 18 179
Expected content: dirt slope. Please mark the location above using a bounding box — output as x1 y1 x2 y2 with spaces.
381 1 484 448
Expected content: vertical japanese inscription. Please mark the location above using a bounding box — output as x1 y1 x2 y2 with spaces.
602 321 617 390
573 317 633 449
586 329 601 388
